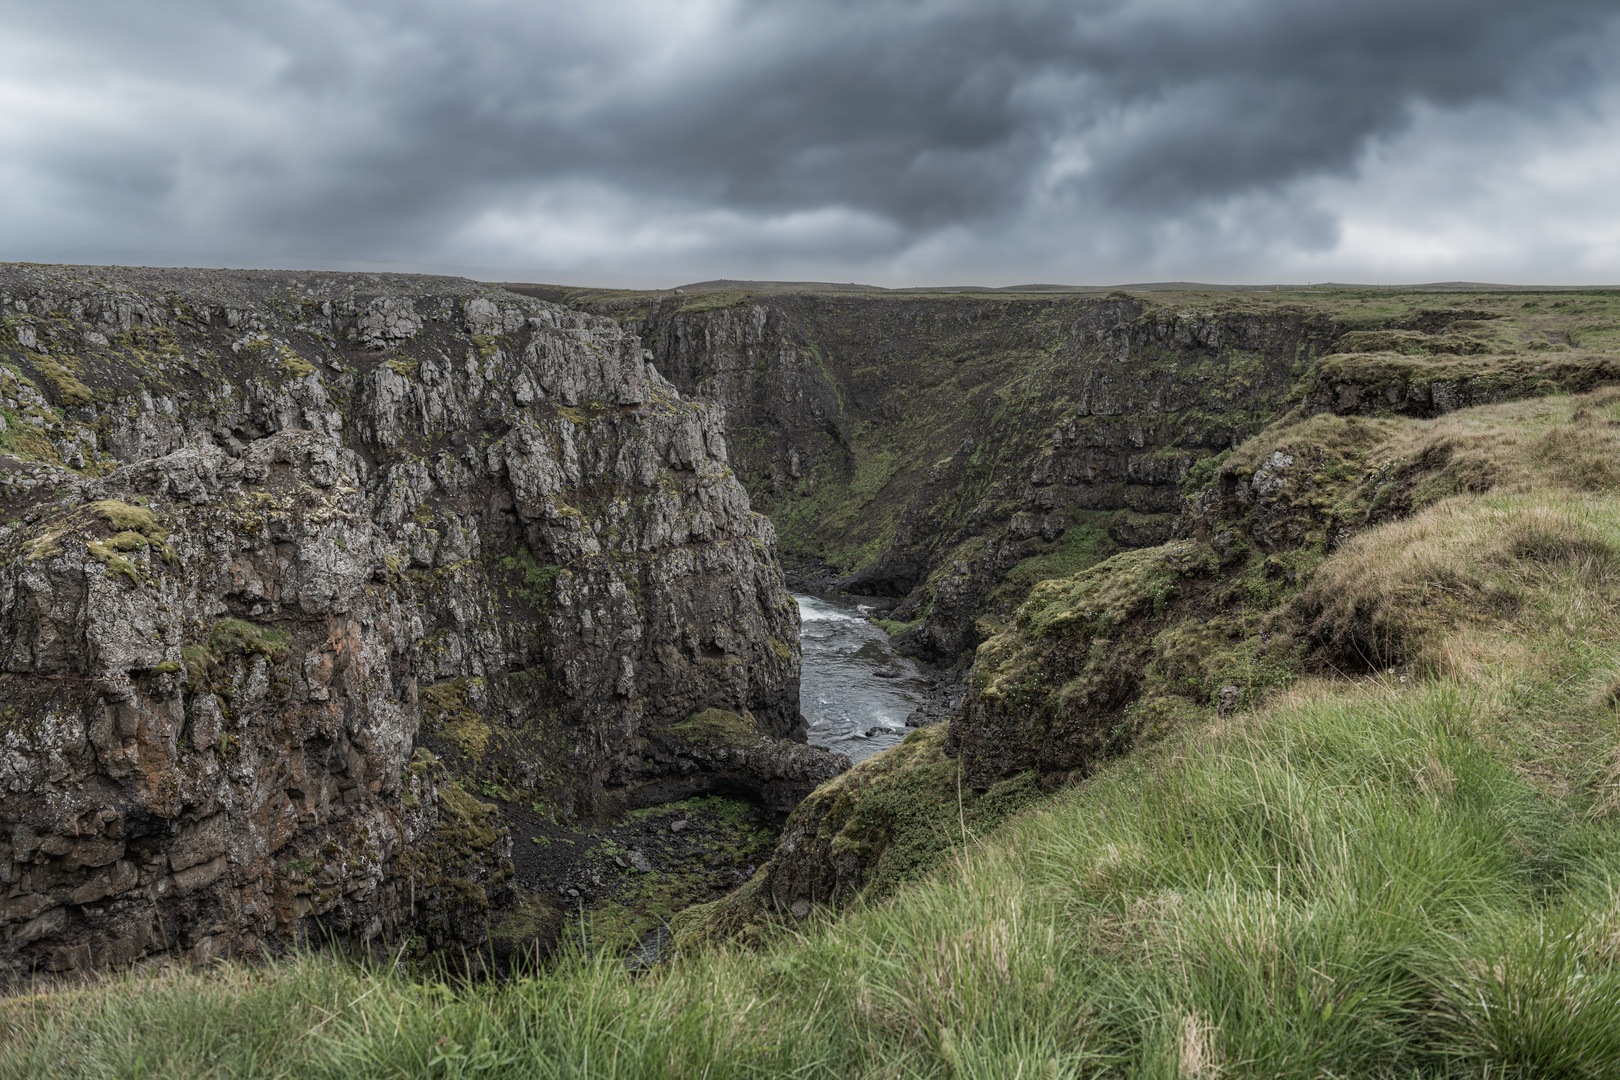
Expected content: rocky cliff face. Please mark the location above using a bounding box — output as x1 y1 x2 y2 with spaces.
594 293 1331 663
0 265 833 978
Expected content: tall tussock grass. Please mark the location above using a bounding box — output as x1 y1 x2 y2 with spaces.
1046 684 1619 1078
1301 491 1620 671
11 418 1620 1077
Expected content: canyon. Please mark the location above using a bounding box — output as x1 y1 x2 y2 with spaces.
4 267 1618 974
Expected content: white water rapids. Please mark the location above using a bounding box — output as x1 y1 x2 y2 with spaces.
795 592 935 762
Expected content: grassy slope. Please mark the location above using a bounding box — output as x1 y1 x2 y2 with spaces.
6 632 1618 1076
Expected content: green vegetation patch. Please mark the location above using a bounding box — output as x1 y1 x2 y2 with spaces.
1333 327 1497 356
1000 542 1218 659
88 498 164 538
179 617 292 696
280 352 316 379
585 867 728 956
111 325 184 362
438 781 503 843
104 529 152 551
85 538 142 585
1318 349 1620 404
814 725 1046 901
73 499 176 578
978 512 1124 631
1148 609 1308 715
576 795 778 955
21 530 63 561
30 354 95 406
675 290 754 315
209 617 292 662
487 888 565 960
395 753 513 923
553 405 589 425
421 678 494 761
667 707 761 746
0 411 61 464
485 545 564 609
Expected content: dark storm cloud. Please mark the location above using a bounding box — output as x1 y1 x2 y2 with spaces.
1 0 1617 276
533 0 1617 218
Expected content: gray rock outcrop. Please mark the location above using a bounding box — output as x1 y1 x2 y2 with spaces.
0 265 831 977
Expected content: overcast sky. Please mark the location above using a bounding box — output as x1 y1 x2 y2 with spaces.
3 1 1618 287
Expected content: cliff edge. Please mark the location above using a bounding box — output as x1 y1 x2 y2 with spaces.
0 264 841 977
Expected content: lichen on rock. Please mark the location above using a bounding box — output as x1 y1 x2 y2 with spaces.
0 265 837 977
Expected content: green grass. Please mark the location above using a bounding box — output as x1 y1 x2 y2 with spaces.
873 616 920 636
29 354 95 405
626 794 752 825
977 513 1123 627
209 617 292 662
421 679 495 761
0 408 61 464
674 290 754 315
666 708 760 745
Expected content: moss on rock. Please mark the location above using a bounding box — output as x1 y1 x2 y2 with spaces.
678 725 1049 949
421 678 494 760
668 707 761 745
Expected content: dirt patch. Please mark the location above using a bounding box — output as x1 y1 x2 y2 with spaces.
1390 308 1503 334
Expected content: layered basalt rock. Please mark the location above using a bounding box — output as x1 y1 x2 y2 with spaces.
0 432 507 974
1302 349 1620 419
0 265 828 977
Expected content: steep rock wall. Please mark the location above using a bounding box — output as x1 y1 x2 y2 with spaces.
0 266 833 977
605 294 1332 662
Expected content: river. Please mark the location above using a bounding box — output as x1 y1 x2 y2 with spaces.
796 592 936 762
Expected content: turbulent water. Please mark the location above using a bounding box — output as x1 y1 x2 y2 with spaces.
796 593 935 762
